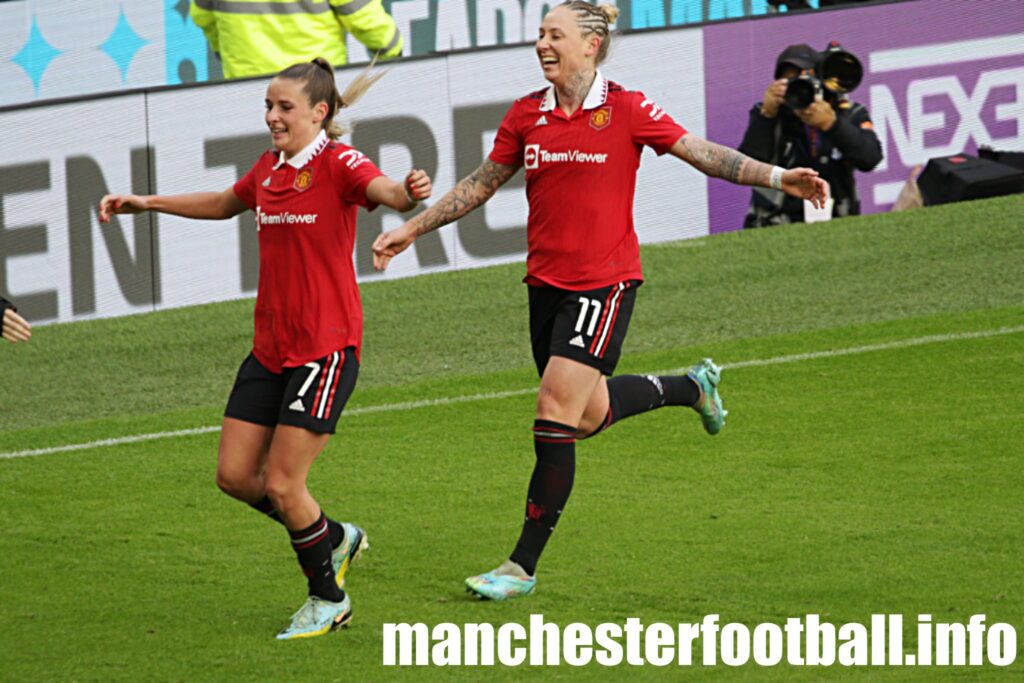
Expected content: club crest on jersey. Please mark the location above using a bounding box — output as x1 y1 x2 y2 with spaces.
293 168 314 192
589 107 612 131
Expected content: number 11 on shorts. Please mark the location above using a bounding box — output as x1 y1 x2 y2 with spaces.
575 297 602 337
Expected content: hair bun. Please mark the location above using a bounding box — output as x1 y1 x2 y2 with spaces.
599 3 620 24
312 57 334 76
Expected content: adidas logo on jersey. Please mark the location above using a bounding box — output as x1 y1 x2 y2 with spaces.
262 176 271 187
535 115 548 126
569 335 585 348
289 399 306 412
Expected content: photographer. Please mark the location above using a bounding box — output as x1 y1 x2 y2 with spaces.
1 297 32 344
740 43 883 227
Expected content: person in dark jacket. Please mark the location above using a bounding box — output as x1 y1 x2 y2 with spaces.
739 43 883 227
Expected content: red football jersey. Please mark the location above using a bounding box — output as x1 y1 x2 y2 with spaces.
489 73 687 290
233 131 383 372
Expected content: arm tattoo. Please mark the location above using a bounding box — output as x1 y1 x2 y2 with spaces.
411 159 518 237
680 135 773 188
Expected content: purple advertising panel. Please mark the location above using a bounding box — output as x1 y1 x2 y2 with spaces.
703 0 1024 232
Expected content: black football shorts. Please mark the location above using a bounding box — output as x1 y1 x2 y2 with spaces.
529 280 640 377
224 347 358 434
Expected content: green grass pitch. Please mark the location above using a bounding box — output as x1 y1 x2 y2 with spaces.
0 195 1022 680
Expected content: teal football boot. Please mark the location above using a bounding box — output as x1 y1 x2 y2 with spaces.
688 358 727 435
276 594 352 640
466 561 536 600
332 522 368 588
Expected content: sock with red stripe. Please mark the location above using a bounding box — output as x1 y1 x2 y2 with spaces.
288 511 344 602
509 420 576 576
584 374 701 438
251 497 345 550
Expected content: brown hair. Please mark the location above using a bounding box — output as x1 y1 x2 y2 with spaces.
276 56 388 138
559 1 619 65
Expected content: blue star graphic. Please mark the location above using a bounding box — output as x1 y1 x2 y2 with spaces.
101 7 150 83
12 15 61 94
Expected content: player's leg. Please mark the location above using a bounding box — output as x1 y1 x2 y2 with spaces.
577 360 726 438
273 348 367 586
513 355 601 568
265 424 352 639
466 285 605 600
263 425 335 594
466 356 602 600
218 353 286 523
216 418 273 502
569 280 725 437
269 348 364 639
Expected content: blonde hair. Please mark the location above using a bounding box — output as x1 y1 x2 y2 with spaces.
560 1 619 65
276 56 388 138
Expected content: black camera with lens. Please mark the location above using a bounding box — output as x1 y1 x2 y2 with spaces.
783 41 863 110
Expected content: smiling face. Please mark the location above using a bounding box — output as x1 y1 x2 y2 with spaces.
264 77 328 158
535 5 600 87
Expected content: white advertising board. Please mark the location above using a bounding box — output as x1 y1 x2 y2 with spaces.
1 28 708 324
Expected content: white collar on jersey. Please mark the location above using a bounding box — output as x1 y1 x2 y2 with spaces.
539 70 608 113
274 129 330 170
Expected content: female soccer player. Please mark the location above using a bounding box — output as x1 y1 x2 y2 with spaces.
99 58 431 637
372 2 826 600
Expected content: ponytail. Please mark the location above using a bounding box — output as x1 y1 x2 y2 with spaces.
277 55 389 139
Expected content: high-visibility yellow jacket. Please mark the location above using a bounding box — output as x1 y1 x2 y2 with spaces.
190 0 402 78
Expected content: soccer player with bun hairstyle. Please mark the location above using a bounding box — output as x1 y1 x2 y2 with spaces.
374 1 826 600
100 58 431 638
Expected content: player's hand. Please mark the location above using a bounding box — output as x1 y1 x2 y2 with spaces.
372 223 417 271
404 168 432 203
99 194 149 223
795 99 836 131
761 79 788 118
2 307 31 343
782 168 828 208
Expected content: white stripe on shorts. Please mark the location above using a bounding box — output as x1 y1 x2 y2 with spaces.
593 282 625 357
316 352 341 420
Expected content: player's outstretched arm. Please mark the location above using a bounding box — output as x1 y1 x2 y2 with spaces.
670 133 827 206
98 188 248 223
1 304 31 343
366 169 432 212
372 159 517 271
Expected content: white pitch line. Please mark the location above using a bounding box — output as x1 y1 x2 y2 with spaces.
345 388 534 416
2 325 1022 461
0 390 537 460
658 325 1024 375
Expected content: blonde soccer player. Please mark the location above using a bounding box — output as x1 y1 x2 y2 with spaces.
373 2 825 600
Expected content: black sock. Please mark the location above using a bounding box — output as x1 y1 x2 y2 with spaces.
585 374 701 437
249 495 283 524
288 511 343 602
250 496 344 550
658 375 701 407
509 420 576 576
328 518 344 550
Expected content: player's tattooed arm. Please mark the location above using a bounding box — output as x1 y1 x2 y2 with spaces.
409 159 518 237
372 159 519 271
670 133 773 187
